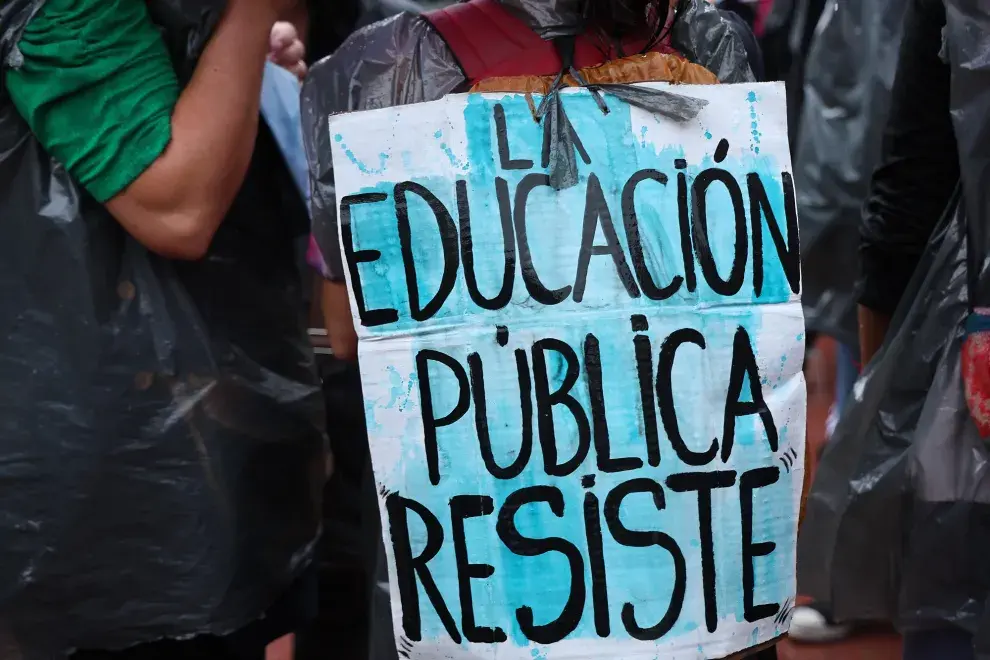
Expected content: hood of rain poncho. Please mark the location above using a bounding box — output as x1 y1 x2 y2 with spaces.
798 2 990 655
793 0 911 348
0 0 327 656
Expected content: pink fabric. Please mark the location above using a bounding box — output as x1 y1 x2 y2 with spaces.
753 0 774 37
964 331 990 437
425 0 680 86
306 234 332 279
963 311 990 437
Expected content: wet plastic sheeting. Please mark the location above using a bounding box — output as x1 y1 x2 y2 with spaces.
499 0 585 38
671 0 754 83
0 0 326 656
947 0 990 311
793 0 910 348
799 1 990 651
301 0 755 281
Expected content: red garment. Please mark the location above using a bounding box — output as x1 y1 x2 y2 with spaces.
963 311 990 437
753 0 774 37
425 0 676 86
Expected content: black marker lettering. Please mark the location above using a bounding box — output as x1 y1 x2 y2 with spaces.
470 352 531 480
339 192 398 327
514 173 572 304
721 326 778 462
416 349 469 485
748 172 801 296
573 174 640 302
387 493 460 643
586 333 642 473
666 470 738 633
631 316 662 467
622 169 683 300
496 486 586 644
459 178 515 310
739 467 782 623
656 329 718 466
676 171 697 292
713 138 730 163
450 495 506 643
604 478 686 640
516 348 535 473
583 490 610 637
395 181 459 321
691 169 748 297
494 104 534 170
540 103 592 169
531 338 591 477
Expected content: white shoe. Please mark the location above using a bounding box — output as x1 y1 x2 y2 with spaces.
788 604 854 643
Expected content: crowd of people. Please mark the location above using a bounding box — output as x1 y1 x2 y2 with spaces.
0 0 986 659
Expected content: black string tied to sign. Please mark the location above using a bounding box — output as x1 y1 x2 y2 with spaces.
532 36 710 190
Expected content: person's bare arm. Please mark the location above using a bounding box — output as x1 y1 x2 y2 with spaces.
321 280 358 361
858 306 892 365
104 0 285 260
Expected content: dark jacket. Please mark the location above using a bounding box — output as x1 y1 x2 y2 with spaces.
858 0 959 314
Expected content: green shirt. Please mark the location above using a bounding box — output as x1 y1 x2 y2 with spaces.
7 0 179 203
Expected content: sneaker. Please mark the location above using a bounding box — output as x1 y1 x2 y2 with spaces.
788 603 854 643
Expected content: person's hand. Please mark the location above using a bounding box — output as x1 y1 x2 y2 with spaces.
269 21 306 80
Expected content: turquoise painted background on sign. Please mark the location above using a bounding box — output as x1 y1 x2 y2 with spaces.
334 86 804 657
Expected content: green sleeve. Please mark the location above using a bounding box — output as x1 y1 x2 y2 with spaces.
7 0 180 203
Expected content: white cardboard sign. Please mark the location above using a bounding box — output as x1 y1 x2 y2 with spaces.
330 82 805 660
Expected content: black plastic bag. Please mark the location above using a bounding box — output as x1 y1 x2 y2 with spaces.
799 1 990 651
793 0 910 348
797 190 972 625
0 1 326 656
300 3 756 657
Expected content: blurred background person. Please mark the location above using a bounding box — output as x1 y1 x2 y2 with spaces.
791 0 973 660
786 0 912 643
0 0 326 657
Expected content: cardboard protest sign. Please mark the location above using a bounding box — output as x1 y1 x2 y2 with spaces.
330 82 805 659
